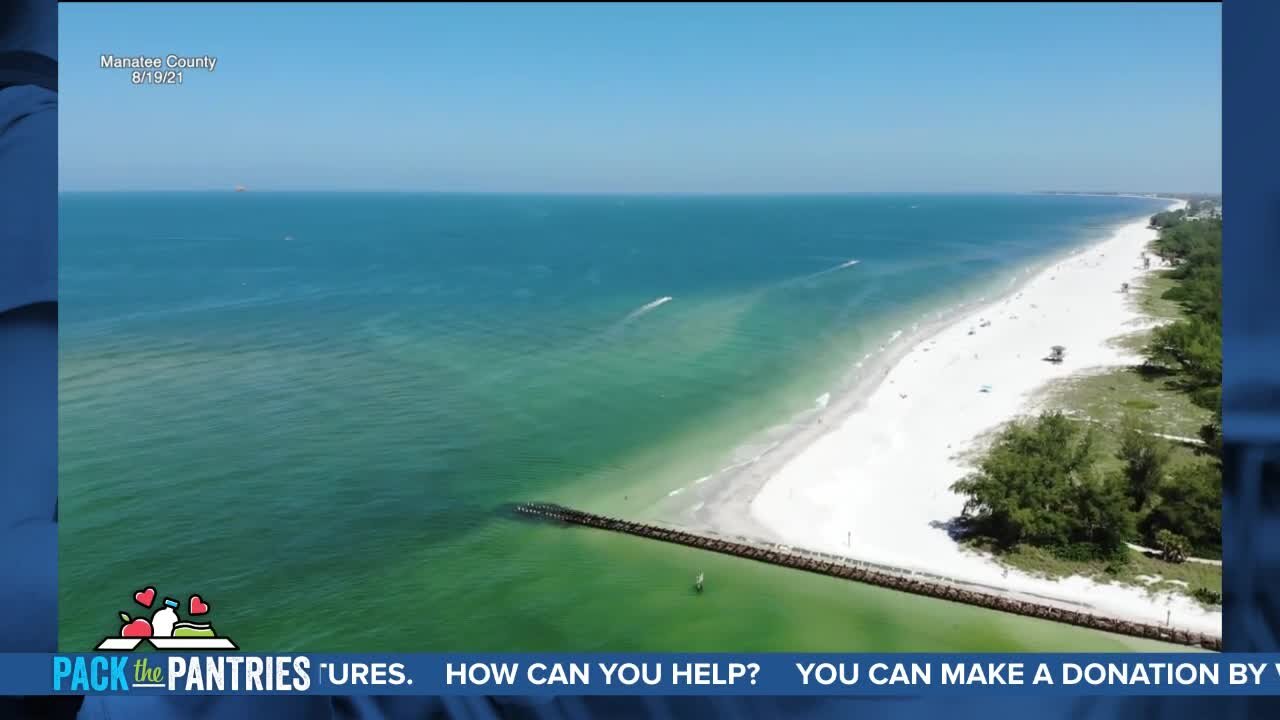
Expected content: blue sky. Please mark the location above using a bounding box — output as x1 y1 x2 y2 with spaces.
59 3 1221 192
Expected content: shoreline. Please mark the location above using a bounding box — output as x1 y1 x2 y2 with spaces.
662 199 1222 638
654 205 1152 537
651 232 1087 534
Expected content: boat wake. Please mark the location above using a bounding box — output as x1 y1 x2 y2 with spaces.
794 259 861 286
812 258 860 277
624 295 673 321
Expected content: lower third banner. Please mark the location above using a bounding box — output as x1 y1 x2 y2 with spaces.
5 654 1280 696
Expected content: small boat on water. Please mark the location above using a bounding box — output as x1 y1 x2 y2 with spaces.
694 572 705 593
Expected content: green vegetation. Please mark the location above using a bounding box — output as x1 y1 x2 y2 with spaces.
1049 362 1210 441
979 543 1221 605
1144 210 1222 456
1192 588 1222 607
1155 529 1189 563
1137 272 1183 322
1118 415 1172 512
951 204 1222 596
1140 461 1221 557
1146 207 1223 453
951 412 1132 559
1147 197 1221 230
1121 399 1159 411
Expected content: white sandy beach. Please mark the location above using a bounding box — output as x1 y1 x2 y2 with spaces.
746 200 1223 637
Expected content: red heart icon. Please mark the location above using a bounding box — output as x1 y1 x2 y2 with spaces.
134 587 156 608
189 595 209 615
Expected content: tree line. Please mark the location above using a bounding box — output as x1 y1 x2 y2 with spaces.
1145 212 1222 453
951 207 1222 569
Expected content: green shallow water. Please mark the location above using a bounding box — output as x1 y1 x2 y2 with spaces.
58 192 1176 651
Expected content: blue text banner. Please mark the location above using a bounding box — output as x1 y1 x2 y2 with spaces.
4 654 1280 696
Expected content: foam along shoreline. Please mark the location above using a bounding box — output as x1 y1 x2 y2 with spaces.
741 201 1221 637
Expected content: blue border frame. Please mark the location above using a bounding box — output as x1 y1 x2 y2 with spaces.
9 0 1280 717
1221 0 1280 655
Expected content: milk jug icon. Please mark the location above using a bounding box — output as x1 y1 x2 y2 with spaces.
151 598 180 637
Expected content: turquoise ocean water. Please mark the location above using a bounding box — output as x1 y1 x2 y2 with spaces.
59 192 1174 651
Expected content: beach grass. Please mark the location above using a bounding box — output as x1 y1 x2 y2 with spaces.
1136 269 1184 321
1109 266 1181 354
1111 329 1152 356
1063 254 1209 443
979 544 1221 609
1046 366 1212 444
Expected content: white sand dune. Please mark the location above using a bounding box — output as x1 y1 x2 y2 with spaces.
748 201 1222 637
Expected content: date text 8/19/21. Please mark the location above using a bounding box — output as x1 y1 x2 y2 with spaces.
132 70 183 85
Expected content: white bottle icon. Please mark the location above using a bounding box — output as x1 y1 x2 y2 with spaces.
151 598 179 638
